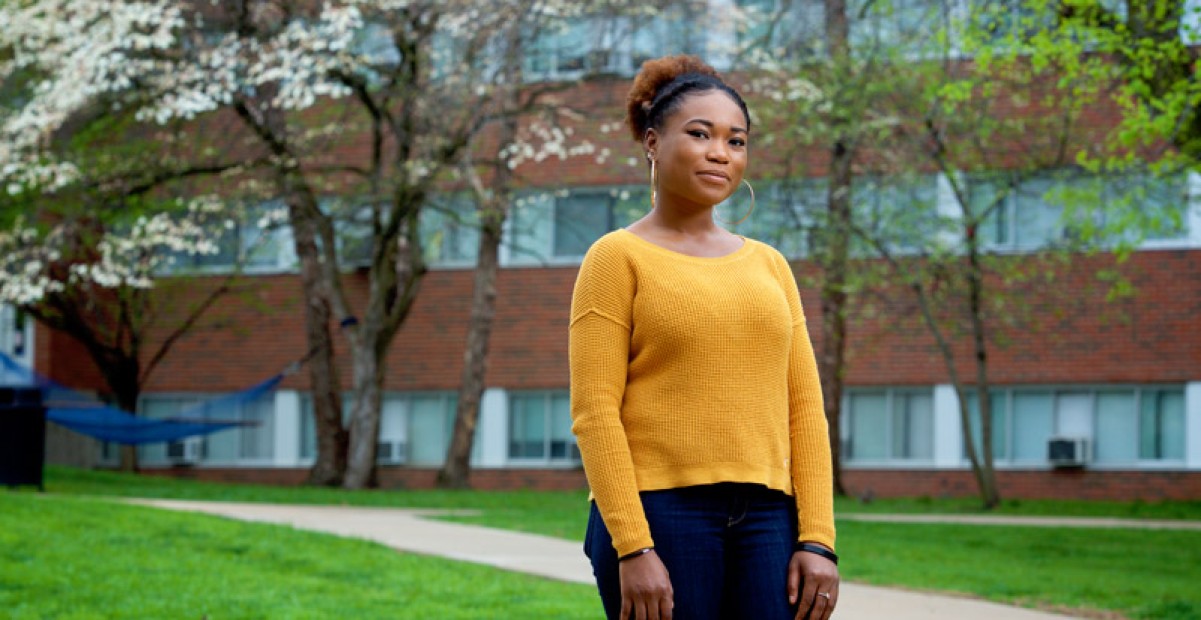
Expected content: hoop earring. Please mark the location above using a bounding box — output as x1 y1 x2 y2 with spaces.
719 179 756 226
648 156 658 210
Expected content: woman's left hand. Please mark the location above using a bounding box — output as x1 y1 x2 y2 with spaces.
787 546 839 620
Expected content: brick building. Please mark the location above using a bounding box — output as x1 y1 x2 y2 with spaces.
5 2 1201 499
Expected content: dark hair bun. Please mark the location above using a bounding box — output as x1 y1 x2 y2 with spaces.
625 55 719 142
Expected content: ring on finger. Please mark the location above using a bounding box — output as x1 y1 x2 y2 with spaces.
817 592 831 599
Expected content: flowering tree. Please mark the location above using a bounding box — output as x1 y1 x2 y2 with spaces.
0 197 252 471
4 0 625 486
198 0 616 488
0 0 287 471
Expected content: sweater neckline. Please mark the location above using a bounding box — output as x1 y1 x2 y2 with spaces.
616 228 755 264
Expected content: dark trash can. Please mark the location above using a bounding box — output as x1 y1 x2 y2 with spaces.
0 387 46 490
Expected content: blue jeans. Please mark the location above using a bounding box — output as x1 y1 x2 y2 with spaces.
584 483 800 620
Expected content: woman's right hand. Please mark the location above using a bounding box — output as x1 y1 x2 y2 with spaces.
619 550 674 620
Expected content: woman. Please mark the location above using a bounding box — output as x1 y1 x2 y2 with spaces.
569 55 840 620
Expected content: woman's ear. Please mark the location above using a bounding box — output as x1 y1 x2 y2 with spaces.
643 129 659 161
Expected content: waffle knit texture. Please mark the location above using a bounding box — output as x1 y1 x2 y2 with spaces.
569 229 836 557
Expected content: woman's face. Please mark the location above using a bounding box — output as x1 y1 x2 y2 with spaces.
645 90 749 211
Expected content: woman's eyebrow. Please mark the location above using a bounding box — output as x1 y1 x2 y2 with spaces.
685 118 748 134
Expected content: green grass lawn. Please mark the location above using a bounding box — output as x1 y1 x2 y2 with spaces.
22 466 1201 619
835 520 1201 620
0 491 599 619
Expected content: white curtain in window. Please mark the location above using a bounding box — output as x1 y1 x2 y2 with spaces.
849 393 888 460
299 395 316 460
1013 177 1064 250
507 193 554 264
377 397 408 463
1095 392 1137 463
894 393 934 459
509 394 547 459
1055 393 1093 439
1011 392 1053 461
239 395 275 460
409 396 450 465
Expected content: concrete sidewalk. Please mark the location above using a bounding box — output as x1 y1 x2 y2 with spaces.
125 498 1083 619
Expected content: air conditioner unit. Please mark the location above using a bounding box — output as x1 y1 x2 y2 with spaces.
1047 436 1089 468
166 437 203 465
376 440 408 465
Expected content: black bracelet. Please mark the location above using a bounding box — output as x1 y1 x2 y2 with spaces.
619 547 654 562
796 542 839 566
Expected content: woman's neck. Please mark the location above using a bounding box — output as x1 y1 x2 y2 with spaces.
641 198 721 237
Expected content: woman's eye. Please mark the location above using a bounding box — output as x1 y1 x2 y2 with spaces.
688 130 708 139
730 139 746 147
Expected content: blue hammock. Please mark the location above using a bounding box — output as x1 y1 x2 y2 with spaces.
0 351 285 445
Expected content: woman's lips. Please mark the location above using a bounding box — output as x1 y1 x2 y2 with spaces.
697 171 730 184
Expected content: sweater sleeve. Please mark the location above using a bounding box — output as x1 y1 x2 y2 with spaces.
772 250 837 551
568 238 652 556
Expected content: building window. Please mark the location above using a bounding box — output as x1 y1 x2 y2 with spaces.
300 392 459 466
553 188 646 259
736 0 825 60
0 305 28 360
523 10 709 82
507 186 647 264
966 172 1067 251
850 0 949 55
844 389 934 462
167 202 292 273
422 194 480 267
968 387 1186 465
1139 389 1186 460
1096 172 1191 245
135 392 275 464
508 391 579 463
967 170 1191 252
717 179 820 259
854 174 940 256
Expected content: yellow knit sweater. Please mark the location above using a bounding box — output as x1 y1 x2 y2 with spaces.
569 229 836 557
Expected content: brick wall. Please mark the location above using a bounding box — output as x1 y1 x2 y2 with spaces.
52 248 1194 394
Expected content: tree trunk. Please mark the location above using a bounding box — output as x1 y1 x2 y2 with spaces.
341 209 426 490
284 189 348 486
108 363 141 473
343 340 384 488
966 228 1001 508
438 203 504 489
820 142 852 497
910 265 999 510
820 0 853 496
